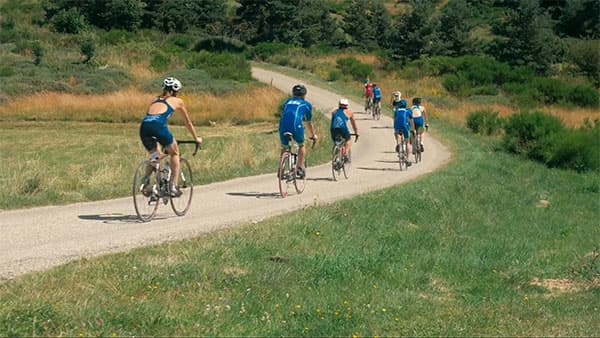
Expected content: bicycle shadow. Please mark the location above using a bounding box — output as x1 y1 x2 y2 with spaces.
307 177 335 182
78 213 154 224
376 160 400 164
371 126 392 129
226 192 281 199
357 166 401 172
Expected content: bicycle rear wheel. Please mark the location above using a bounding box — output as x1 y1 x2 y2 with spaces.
278 151 292 198
398 144 407 171
170 158 193 216
133 160 159 222
294 154 306 193
413 134 422 163
331 145 342 181
343 148 352 179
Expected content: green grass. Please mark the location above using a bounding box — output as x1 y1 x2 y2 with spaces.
0 113 332 210
1 121 598 336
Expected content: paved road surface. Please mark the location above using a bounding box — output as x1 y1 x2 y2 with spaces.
0 67 451 279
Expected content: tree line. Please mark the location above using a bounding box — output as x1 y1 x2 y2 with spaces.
43 0 599 80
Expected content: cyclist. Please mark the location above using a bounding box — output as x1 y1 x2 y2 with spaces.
393 99 414 166
330 98 359 163
364 79 373 112
391 90 402 108
139 77 202 196
411 97 429 152
372 84 382 116
279 84 318 179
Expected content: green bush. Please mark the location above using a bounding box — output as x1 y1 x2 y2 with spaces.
144 69 249 95
100 29 135 45
336 57 373 81
546 127 600 172
50 8 87 34
502 111 565 162
531 77 570 104
327 70 342 82
150 51 170 72
193 37 247 54
251 42 292 60
568 84 599 107
80 39 95 63
466 110 504 135
187 51 251 82
31 41 44 65
168 34 195 50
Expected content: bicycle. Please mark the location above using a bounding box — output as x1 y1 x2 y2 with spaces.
364 96 373 116
372 100 381 120
412 129 423 163
396 136 410 171
331 133 358 181
278 132 316 198
132 140 200 222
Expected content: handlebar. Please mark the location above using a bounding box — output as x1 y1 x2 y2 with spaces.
176 140 201 156
308 136 317 149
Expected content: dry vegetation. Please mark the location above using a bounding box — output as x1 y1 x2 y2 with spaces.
0 86 284 125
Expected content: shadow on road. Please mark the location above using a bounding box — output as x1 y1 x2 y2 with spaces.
371 126 392 129
226 192 281 199
376 160 400 164
307 177 335 182
78 213 147 224
357 166 400 172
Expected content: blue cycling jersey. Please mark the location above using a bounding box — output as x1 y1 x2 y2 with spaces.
393 107 412 131
279 97 313 131
331 108 349 130
373 87 382 99
142 97 175 125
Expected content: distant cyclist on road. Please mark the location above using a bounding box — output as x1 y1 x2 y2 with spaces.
279 84 318 179
393 99 414 166
364 79 373 112
330 98 359 163
391 90 402 108
411 97 429 152
372 84 382 115
139 77 202 196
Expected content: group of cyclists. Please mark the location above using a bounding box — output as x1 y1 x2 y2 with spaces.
138 77 428 195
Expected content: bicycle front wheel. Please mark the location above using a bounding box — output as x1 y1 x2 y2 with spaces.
398 145 407 171
278 151 292 198
342 148 352 179
294 154 306 194
413 135 422 163
133 160 160 222
170 158 193 216
331 145 342 181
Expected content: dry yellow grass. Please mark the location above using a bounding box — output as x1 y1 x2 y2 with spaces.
0 86 285 124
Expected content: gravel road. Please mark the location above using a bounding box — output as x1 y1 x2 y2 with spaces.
0 66 451 279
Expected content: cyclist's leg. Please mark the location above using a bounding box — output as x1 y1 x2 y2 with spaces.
293 129 306 170
164 140 180 187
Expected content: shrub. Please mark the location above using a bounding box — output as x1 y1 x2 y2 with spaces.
442 74 470 96
50 8 87 34
568 84 599 107
80 39 95 63
187 51 251 82
150 51 170 72
466 110 504 135
546 127 600 172
336 57 373 81
168 34 195 50
327 70 342 82
100 29 134 45
531 77 570 104
252 42 292 60
502 111 565 161
193 37 247 54
31 41 44 65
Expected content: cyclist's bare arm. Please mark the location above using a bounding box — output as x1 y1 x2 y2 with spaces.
306 120 318 140
173 98 202 144
348 110 359 137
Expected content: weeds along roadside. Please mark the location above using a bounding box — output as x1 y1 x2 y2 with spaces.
0 91 333 210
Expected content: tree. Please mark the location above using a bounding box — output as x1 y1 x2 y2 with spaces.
344 0 391 50
149 0 227 34
389 0 437 61
489 0 563 74
555 0 600 38
80 39 95 63
431 0 475 57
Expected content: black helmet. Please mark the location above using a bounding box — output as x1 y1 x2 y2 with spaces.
412 97 422 105
292 84 307 97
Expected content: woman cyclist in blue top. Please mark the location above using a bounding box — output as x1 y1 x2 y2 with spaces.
411 97 429 152
278 84 318 179
139 77 202 196
330 98 359 162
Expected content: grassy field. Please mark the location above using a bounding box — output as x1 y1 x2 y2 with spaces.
0 111 333 210
1 120 597 336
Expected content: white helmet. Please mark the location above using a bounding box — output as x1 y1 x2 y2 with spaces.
392 90 401 102
339 98 349 106
162 77 182 92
